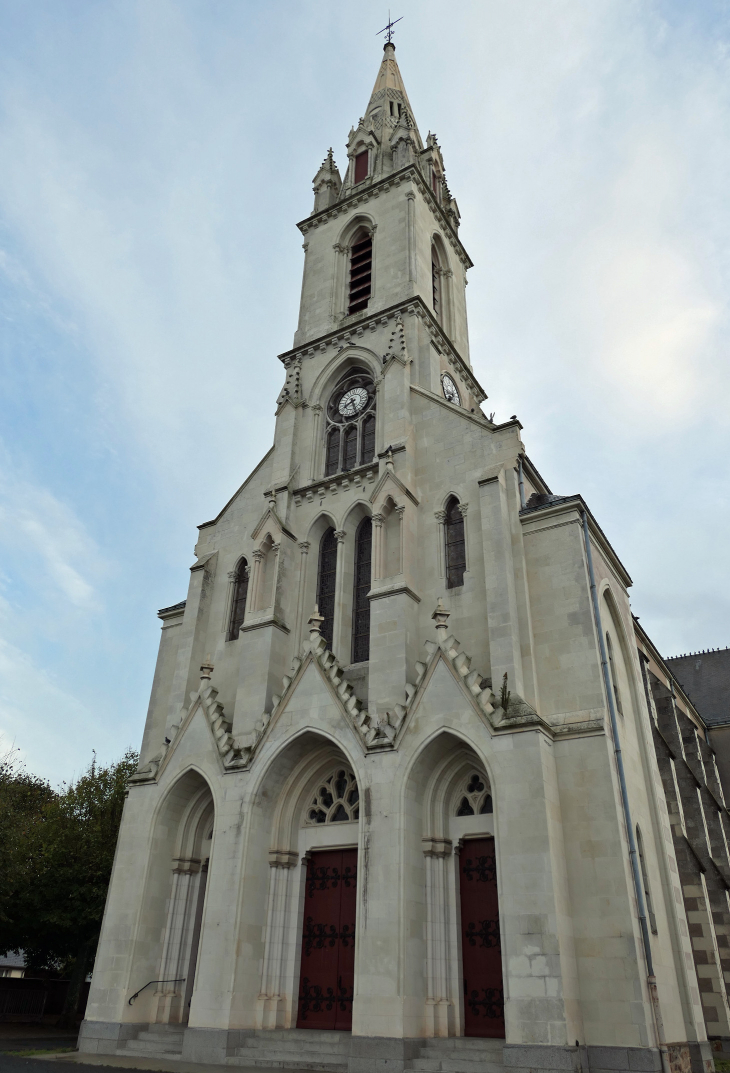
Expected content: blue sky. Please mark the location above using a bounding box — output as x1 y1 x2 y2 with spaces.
1 0 729 784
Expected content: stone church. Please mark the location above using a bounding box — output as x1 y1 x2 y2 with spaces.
80 42 718 1073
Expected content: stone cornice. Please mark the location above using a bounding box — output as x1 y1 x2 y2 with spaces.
297 164 472 270
278 296 487 405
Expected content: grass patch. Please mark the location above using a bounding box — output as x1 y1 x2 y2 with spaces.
7 1048 76 1056
713 1062 730 1072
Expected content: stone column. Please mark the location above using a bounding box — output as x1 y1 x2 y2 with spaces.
332 530 347 661
423 838 454 1037
457 502 469 573
406 190 416 284
293 542 311 652
395 505 406 575
259 850 299 1029
309 404 323 482
434 511 446 580
269 542 281 613
155 860 203 1024
249 549 265 613
372 514 385 581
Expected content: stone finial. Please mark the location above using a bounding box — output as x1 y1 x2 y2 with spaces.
308 605 325 641
386 447 395 471
200 655 214 682
431 598 450 638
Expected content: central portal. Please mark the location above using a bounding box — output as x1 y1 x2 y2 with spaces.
297 848 357 1030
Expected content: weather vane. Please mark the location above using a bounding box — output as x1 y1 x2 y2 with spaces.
377 12 403 43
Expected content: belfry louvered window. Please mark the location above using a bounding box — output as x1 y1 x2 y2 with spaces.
431 245 441 321
445 496 466 589
348 231 372 314
351 517 372 664
324 368 376 477
317 529 338 650
228 559 249 640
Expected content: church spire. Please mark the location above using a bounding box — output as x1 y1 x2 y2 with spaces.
364 41 420 139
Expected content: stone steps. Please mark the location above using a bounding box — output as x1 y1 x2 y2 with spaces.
231 1029 349 1071
407 1037 505 1073
121 1026 185 1058
227 1057 347 1072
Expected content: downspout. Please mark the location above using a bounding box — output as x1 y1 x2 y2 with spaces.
517 455 526 510
580 509 670 1073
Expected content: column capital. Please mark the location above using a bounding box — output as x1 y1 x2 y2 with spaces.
395 504 406 517
372 513 385 527
457 502 469 517
252 549 265 562
268 849 299 869
227 570 238 581
422 837 453 859
298 541 311 553
434 510 446 523
334 529 346 543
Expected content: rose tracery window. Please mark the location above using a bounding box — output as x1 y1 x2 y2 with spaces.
324 369 376 478
306 768 360 825
455 772 493 817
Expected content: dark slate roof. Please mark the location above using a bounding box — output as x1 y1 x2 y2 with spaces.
157 600 186 616
666 648 730 726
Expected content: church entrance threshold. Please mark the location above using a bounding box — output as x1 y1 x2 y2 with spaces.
297 848 357 1030
459 837 505 1038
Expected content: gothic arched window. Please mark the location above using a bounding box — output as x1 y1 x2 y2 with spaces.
228 558 249 640
455 772 493 817
306 768 359 825
348 229 372 314
431 244 441 322
317 528 338 650
352 517 372 664
444 496 466 589
606 631 624 716
324 368 376 477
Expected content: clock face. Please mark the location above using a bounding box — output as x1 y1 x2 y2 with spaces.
338 386 369 417
442 374 461 406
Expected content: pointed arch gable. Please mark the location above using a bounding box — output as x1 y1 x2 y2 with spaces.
310 347 380 410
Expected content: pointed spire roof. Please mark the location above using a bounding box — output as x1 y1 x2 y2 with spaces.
363 42 422 145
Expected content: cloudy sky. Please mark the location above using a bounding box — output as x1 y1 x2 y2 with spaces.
1 0 728 784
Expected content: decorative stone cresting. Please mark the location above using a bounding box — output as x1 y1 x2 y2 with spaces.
383 316 408 366
130 659 250 783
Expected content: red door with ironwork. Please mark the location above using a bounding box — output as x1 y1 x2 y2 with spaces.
297 848 357 1030
459 837 504 1037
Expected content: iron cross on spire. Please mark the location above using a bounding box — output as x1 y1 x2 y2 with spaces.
377 12 403 43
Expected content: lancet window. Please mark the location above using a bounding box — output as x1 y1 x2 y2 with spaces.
324 368 376 477
455 772 493 817
444 496 466 588
351 517 372 664
317 529 338 650
431 244 441 321
306 768 360 825
348 229 372 314
354 149 369 184
228 558 249 640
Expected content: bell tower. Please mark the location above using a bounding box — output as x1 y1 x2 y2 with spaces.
293 41 471 367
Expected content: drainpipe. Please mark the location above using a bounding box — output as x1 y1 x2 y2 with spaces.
517 455 526 510
580 509 670 1073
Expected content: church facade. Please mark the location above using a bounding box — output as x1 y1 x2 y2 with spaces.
80 44 715 1073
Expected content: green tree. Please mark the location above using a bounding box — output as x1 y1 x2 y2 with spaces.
0 749 139 1023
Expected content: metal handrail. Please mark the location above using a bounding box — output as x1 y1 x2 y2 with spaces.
128 978 185 1005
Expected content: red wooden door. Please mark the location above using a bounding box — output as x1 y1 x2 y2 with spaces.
459 837 504 1038
297 848 357 1030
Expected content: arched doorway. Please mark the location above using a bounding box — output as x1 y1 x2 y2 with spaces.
416 737 504 1039
154 775 214 1024
256 739 362 1031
